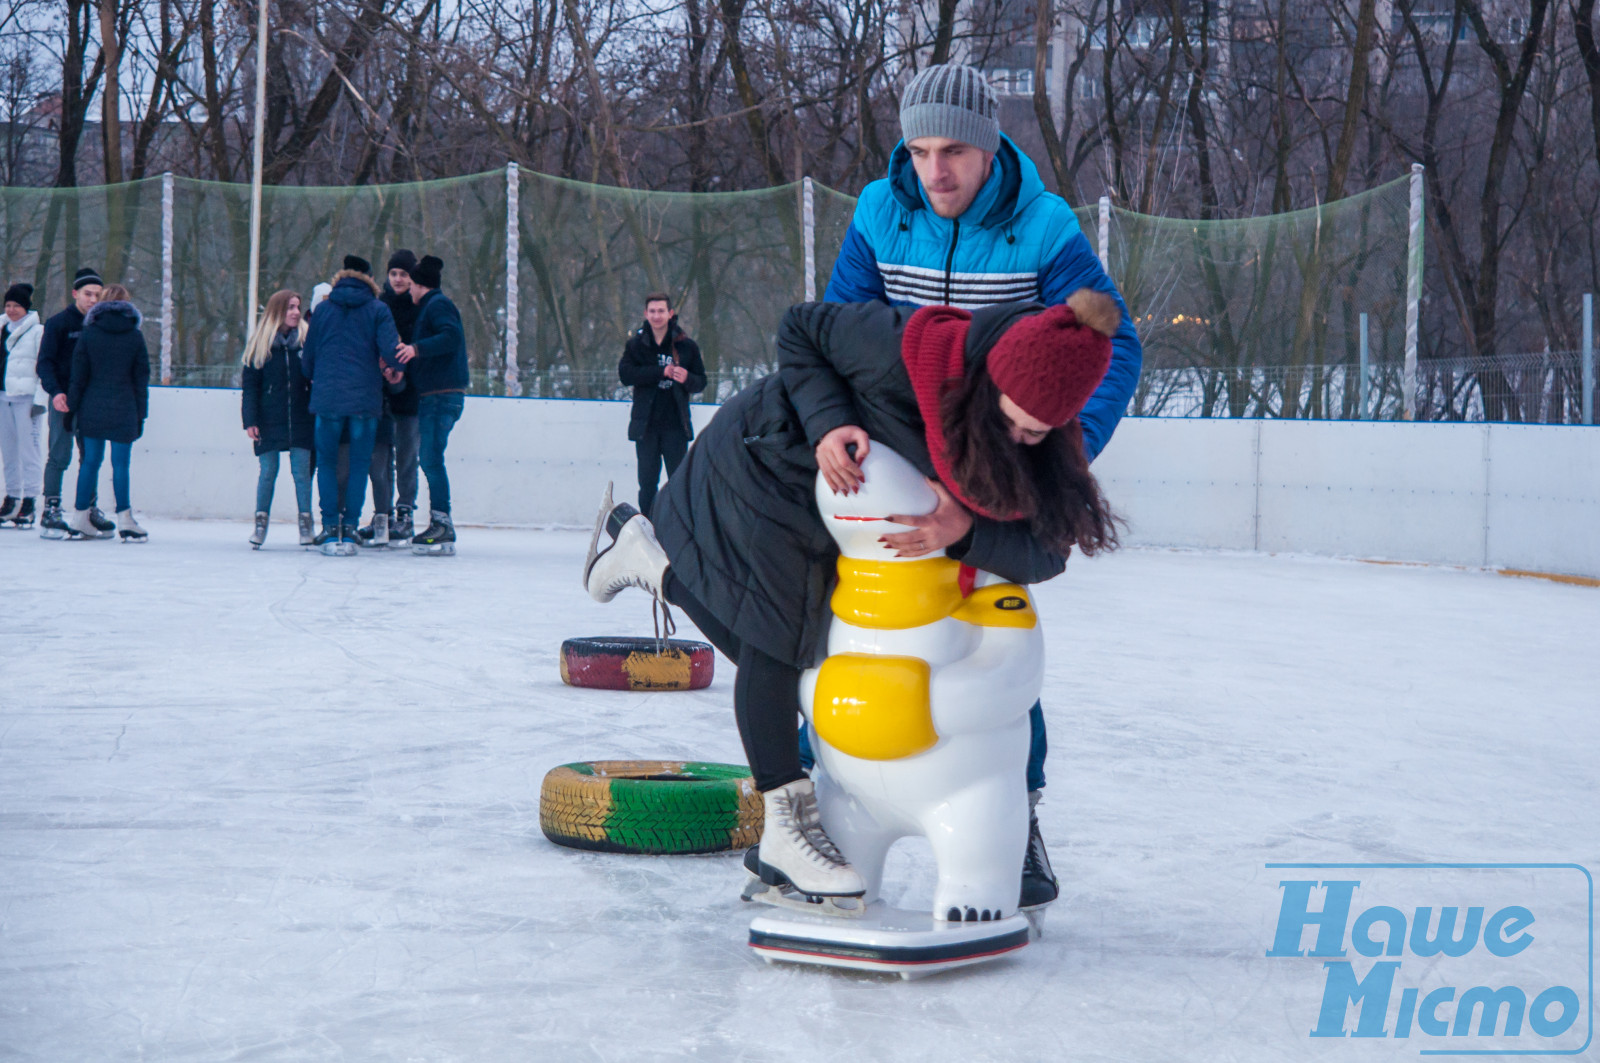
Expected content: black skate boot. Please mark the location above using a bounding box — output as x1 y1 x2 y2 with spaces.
249 511 269 548
89 505 115 535
319 521 357 556
412 511 455 556
0 496 17 522
1019 791 1059 910
38 496 69 540
297 512 314 546
357 512 389 547
390 504 414 544
12 497 35 528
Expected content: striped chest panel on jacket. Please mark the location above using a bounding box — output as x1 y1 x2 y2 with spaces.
879 262 1039 309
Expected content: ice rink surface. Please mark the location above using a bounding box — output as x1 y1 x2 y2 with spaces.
3 519 1597 1062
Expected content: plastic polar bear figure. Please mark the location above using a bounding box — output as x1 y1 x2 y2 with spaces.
799 441 1044 924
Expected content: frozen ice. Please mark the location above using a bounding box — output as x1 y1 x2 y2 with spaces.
2 520 1596 1060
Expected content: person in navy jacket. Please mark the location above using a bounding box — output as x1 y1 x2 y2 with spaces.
394 254 467 552
300 255 402 547
820 63 1145 912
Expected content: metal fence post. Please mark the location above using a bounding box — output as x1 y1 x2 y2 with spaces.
802 176 817 302
505 162 520 397
161 172 174 386
1403 163 1424 420
1584 292 1594 426
1358 311 1369 420
1097 195 1111 273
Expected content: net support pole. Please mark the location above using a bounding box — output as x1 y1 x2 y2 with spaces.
1097 195 1111 273
505 161 520 397
802 176 817 302
1403 162 1424 420
1584 292 1594 426
246 0 267 333
1358 311 1369 420
160 171 174 386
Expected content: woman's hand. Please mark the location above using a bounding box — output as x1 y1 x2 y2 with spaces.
815 425 870 494
245 426 260 441
883 479 973 558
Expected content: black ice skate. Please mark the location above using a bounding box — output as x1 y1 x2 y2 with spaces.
315 523 355 556
357 513 389 547
249 511 269 548
38 497 69 540
89 506 115 534
11 497 35 528
411 511 455 556
0 496 17 522
1019 791 1059 912
390 504 414 544
116 509 147 543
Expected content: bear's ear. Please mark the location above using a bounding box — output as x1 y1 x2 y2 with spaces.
1067 288 1121 338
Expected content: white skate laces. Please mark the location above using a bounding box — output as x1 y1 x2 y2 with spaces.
759 779 865 896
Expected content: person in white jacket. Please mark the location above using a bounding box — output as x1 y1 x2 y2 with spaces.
0 282 46 527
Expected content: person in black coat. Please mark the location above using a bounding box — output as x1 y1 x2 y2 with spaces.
394 254 467 552
618 292 707 516
64 283 150 541
359 248 423 546
241 289 313 547
582 295 1122 898
36 267 104 537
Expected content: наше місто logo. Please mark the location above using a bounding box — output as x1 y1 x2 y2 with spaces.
1266 863 1592 1054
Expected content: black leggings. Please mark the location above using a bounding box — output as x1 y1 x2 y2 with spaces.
664 571 805 793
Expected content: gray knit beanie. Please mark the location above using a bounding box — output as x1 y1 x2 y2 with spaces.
899 64 1000 154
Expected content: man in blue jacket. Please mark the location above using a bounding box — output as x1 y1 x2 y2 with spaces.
821 63 1144 912
395 254 467 554
301 254 402 551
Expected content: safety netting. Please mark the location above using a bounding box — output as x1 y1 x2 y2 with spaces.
0 169 1419 418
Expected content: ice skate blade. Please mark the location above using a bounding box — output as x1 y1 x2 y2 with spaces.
39 528 67 540
320 542 358 557
749 903 1031 979
583 481 614 587
741 877 866 918
1021 907 1047 942
119 534 147 543
412 543 455 556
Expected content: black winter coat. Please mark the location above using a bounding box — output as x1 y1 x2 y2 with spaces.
619 321 707 440
38 303 86 406
407 290 469 395
241 328 313 454
66 301 150 444
653 300 1067 670
380 283 420 417
302 272 401 418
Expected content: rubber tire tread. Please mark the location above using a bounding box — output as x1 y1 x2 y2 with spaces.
540 760 763 855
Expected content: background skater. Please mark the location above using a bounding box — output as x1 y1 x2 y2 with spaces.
618 292 706 517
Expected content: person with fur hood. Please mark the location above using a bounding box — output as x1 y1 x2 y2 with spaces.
299 254 402 551
0 282 46 526
64 283 150 541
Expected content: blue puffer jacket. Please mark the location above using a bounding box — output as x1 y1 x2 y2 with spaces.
301 272 401 418
824 134 1142 461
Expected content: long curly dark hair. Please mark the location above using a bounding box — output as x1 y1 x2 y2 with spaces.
940 359 1120 556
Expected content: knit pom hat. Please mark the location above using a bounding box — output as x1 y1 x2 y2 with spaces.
4 282 33 310
985 290 1120 427
407 254 443 290
899 64 1000 154
387 248 418 274
73 267 103 290
343 254 373 276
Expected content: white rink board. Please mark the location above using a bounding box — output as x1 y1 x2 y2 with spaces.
127 388 1600 576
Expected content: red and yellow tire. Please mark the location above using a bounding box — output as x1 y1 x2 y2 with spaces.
559 636 714 691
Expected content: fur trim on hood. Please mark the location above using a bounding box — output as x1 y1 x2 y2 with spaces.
332 269 381 296
85 299 143 329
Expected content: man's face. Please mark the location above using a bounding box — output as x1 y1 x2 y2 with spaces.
4 301 23 323
73 284 102 314
388 268 412 295
906 137 994 220
645 300 672 332
409 283 429 305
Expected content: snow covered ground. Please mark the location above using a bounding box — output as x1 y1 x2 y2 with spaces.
2 519 1596 1061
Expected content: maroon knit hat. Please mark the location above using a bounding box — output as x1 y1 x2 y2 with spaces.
986 291 1118 427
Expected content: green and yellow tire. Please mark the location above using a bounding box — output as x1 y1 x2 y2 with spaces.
539 760 763 855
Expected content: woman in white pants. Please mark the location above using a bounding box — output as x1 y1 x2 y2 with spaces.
0 282 45 527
